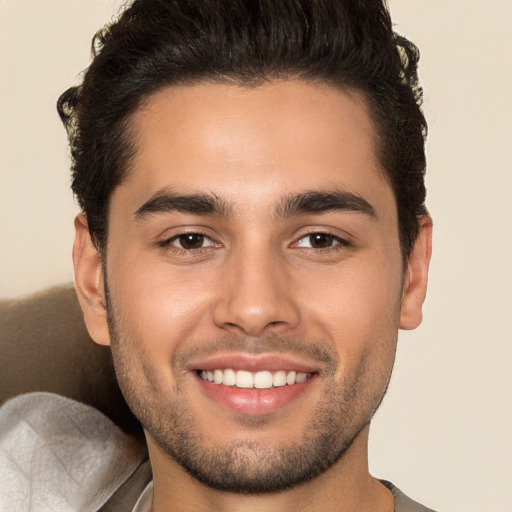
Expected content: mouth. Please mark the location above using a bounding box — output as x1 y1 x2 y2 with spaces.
187 352 322 415
198 368 312 389
191 360 319 416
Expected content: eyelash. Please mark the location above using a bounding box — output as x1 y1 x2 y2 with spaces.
293 231 350 251
158 232 217 252
158 231 350 253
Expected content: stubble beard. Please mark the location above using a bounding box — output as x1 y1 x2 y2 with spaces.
105 291 396 494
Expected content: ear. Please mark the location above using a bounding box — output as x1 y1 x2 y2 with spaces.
73 213 111 346
399 215 433 330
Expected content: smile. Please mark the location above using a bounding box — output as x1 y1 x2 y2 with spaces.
199 369 311 389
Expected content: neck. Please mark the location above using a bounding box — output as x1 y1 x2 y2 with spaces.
146 424 394 512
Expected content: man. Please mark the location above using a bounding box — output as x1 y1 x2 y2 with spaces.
0 0 434 510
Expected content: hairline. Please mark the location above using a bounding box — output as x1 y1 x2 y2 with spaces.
94 76 408 262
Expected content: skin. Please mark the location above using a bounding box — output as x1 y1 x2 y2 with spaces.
73 81 432 512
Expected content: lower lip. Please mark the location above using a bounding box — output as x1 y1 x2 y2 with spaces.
195 374 316 415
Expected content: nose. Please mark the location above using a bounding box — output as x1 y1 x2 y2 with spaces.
213 248 301 337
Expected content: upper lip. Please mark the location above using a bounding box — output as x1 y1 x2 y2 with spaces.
187 352 320 374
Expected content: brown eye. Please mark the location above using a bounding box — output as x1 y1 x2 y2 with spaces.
308 233 334 248
295 232 347 249
171 233 212 250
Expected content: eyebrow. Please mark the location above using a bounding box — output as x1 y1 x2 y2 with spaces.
134 189 231 219
276 190 376 219
134 188 376 221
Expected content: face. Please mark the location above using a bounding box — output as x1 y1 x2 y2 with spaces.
75 80 430 493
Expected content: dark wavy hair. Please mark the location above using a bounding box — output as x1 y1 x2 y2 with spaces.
58 0 427 257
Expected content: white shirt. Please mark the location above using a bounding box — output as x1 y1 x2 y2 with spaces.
132 482 153 512
0 392 149 511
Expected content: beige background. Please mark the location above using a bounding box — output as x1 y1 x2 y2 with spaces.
1 1 511 510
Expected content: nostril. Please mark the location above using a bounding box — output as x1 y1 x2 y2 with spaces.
212 284 301 336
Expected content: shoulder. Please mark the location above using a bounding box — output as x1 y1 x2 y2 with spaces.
0 392 148 511
380 480 438 512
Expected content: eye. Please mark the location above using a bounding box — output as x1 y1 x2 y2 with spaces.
167 233 215 250
295 232 347 249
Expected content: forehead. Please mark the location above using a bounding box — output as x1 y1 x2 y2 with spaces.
116 80 394 217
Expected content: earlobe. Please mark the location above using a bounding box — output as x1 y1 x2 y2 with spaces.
399 215 433 330
73 213 111 346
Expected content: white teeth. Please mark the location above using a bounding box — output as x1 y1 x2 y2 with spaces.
213 369 223 384
296 372 308 383
286 371 296 385
272 370 287 387
222 368 236 386
254 371 273 389
199 368 311 389
236 370 254 388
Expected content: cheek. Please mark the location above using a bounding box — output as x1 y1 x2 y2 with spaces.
107 253 219 359
298 253 403 357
